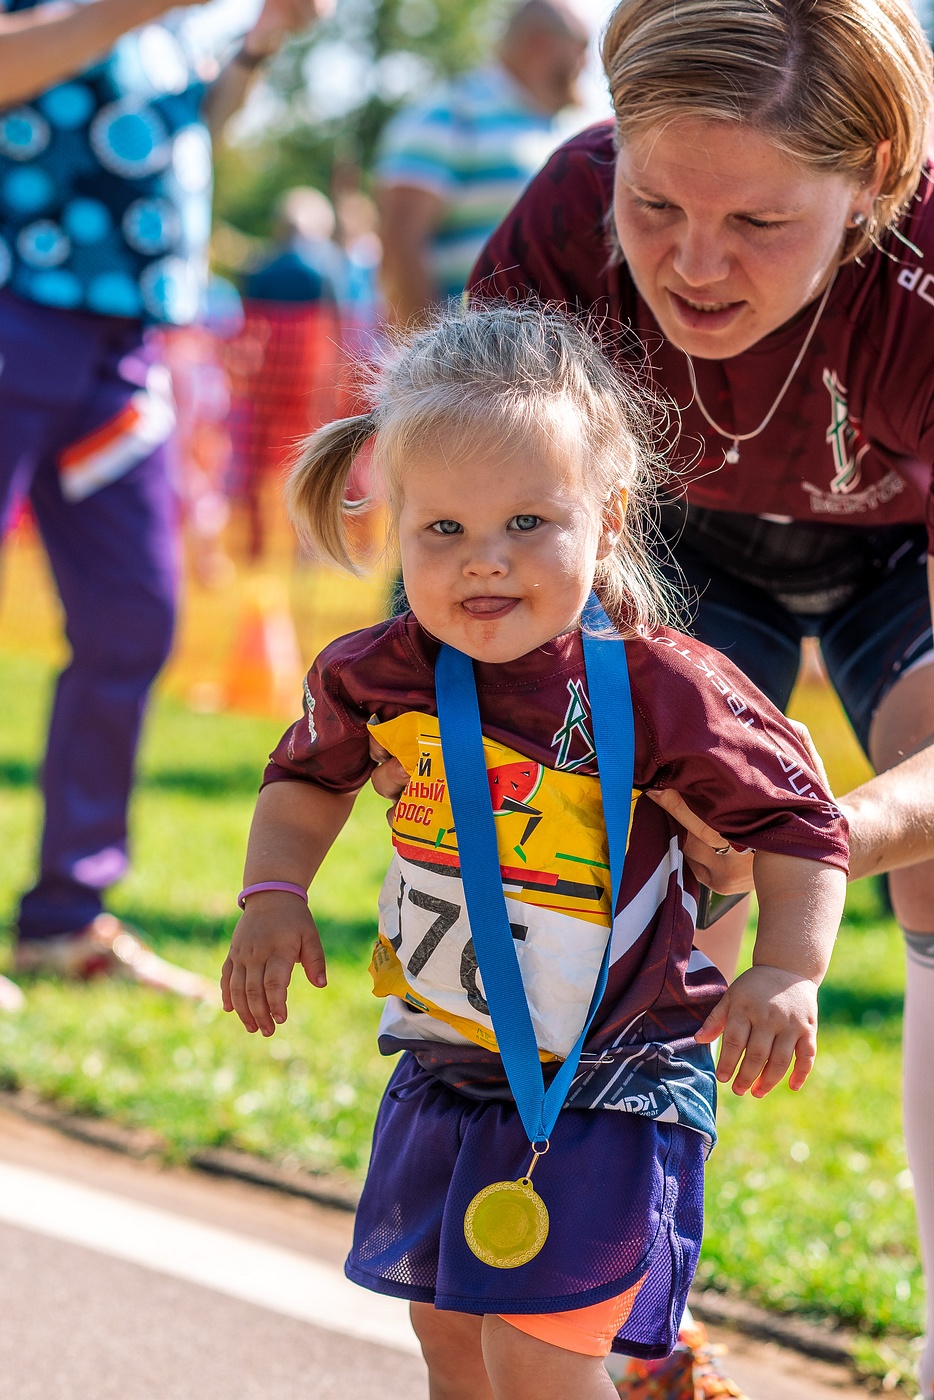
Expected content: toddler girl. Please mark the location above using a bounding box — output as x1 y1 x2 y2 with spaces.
222 305 847 1400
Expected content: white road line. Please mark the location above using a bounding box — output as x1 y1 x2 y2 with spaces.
0 1161 419 1355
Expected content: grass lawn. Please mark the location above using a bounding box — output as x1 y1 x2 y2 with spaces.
0 649 921 1372
0 650 391 1177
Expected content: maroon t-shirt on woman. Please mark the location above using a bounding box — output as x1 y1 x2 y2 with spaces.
468 122 934 551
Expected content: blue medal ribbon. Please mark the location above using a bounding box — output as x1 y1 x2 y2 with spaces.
434 594 635 1148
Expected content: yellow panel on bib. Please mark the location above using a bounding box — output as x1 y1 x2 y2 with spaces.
370 712 633 922
367 713 638 1057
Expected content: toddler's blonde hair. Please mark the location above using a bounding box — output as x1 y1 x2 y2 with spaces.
287 302 682 634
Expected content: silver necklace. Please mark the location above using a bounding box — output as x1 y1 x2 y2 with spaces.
682 269 837 465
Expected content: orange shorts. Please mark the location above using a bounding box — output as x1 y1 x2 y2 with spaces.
498 1275 645 1357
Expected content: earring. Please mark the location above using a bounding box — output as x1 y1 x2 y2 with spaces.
851 212 866 228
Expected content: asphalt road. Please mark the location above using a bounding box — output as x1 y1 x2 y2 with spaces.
0 1107 878 1399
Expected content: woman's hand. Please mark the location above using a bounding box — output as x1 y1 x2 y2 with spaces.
645 787 755 894
221 890 327 1036
646 718 831 895
369 729 410 814
242 0 334 59
785 717 832 790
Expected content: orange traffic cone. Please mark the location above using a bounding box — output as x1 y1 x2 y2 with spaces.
224 576 304 716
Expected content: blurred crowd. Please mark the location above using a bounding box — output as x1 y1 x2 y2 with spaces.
159 182 380 590
166 181 382 578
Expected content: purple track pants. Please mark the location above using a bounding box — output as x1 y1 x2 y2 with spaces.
0 290 179 940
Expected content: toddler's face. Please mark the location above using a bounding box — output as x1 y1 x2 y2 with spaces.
395 434 622 664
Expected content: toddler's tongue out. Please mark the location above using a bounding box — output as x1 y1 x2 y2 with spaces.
461 596 519 617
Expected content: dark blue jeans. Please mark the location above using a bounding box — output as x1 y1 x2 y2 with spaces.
0 291 178 939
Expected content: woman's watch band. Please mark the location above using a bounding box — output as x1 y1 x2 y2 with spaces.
234 44 271 70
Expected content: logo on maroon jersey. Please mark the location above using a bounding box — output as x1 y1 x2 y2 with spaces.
551 678 596 771
897 263 934 307
302 675 318 744
822 369 869 494
802 370 905 515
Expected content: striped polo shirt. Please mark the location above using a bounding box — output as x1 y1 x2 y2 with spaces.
375 66 565 300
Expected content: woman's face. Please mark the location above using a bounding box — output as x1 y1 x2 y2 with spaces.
613 118 873 360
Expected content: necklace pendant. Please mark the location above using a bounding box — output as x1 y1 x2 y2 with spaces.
725 443 740 465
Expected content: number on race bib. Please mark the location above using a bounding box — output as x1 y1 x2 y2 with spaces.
406 890 460 976
459 936 489 1015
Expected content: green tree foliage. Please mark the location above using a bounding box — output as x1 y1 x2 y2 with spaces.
213 131 337 241
214 0 504 240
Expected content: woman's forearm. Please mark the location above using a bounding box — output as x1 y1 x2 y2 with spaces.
842 561 934 881
0 0 169 105
839 740 934 881
203 51 256 137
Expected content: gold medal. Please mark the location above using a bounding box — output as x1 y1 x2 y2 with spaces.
464 1176 549 1268
464 1145 549 1269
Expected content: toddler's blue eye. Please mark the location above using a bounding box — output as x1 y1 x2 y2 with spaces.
511 514 541 532
431 519 461 535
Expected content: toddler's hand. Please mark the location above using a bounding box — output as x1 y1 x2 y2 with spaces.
221 892 327 1036
695 965 819 1097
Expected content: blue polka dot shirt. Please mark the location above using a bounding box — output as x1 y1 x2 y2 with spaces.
0 0 245 323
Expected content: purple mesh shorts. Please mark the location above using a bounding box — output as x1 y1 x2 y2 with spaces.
345 1054 706 1359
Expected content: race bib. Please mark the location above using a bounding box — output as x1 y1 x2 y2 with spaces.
369 713 636 1060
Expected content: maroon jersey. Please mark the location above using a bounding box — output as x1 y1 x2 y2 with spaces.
469 123 934 551
265 615 846 1143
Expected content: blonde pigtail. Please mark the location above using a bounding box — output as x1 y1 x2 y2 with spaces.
285 413 377 574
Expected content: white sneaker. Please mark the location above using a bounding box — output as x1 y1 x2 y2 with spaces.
14 914 218 1002
0 973 25 1012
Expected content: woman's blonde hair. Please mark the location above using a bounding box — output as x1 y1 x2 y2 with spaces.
602 0 934 260
287 302 682 634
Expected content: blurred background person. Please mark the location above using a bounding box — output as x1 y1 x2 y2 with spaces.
333 189 381 373
0 0 329 1007
243 185 344 303
160 273 244 590
228 186 343 559
375 0 589 327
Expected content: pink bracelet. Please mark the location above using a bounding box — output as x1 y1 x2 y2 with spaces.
238 881 308 910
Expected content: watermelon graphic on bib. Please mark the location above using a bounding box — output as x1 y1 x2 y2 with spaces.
488 759 543 809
